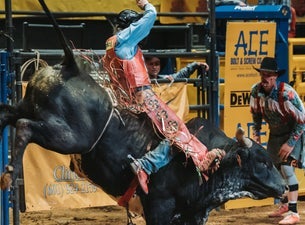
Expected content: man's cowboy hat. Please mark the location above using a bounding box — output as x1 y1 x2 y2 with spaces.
253 57 286 76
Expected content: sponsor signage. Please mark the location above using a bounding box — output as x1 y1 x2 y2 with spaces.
230 91 251 107
223 21 276 140
23 144 116 211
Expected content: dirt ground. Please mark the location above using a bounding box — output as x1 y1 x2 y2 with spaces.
11 200 305 225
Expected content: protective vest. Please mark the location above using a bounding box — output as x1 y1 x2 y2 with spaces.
102 36 150 93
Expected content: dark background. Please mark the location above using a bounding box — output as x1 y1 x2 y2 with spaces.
0 18 207 51
1 17 304 52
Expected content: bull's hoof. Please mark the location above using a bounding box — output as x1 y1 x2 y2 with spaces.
0 173 12 190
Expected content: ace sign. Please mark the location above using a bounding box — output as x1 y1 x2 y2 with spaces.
223 21 276 139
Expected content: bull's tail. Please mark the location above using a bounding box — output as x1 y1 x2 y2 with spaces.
38 0 75 67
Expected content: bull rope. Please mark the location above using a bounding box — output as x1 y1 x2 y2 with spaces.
20 50 49 80
71 49 124 152
87 107 114 153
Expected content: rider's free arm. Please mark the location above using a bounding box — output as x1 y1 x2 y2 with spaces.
115 3 156 60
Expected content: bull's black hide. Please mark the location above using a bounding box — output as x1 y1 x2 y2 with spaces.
138 118 286 225
0 1 285 225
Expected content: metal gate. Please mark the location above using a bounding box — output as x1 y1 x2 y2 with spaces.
0 51 10 225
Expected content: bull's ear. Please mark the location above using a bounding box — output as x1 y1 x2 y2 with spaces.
235 127 252 148
235 149 250 168
236 154 242 167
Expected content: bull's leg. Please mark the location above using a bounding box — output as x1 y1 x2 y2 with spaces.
143 196 204 225
0 117 87 190
17 116 94 154
143 197 176 225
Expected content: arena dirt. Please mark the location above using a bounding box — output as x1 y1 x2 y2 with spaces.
11 200 305 225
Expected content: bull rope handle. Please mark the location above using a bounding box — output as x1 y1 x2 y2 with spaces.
20 50 48 81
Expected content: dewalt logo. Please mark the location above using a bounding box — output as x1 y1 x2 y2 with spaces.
230 91 251 107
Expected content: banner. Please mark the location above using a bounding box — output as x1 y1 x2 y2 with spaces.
0 0 161 19
152 83 189 122
160 0 207 24
223 22 276 142
23 144 116 211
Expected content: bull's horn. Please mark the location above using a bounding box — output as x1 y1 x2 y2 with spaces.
235 127 245 141
236 127 253 148
243 136 253 148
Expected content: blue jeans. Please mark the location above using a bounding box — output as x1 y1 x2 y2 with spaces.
137 140 173 175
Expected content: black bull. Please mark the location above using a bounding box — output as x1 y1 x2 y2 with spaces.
0 0 285 225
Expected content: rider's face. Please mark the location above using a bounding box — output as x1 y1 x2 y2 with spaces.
145 57 161 79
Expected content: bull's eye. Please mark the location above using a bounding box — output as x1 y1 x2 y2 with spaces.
251 161 269 179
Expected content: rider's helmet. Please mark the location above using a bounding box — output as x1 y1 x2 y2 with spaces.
115 9 143 29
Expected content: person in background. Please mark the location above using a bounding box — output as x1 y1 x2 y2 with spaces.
145 56 209 80
250 57 305 225
102 0 225 194
145 56 209 121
